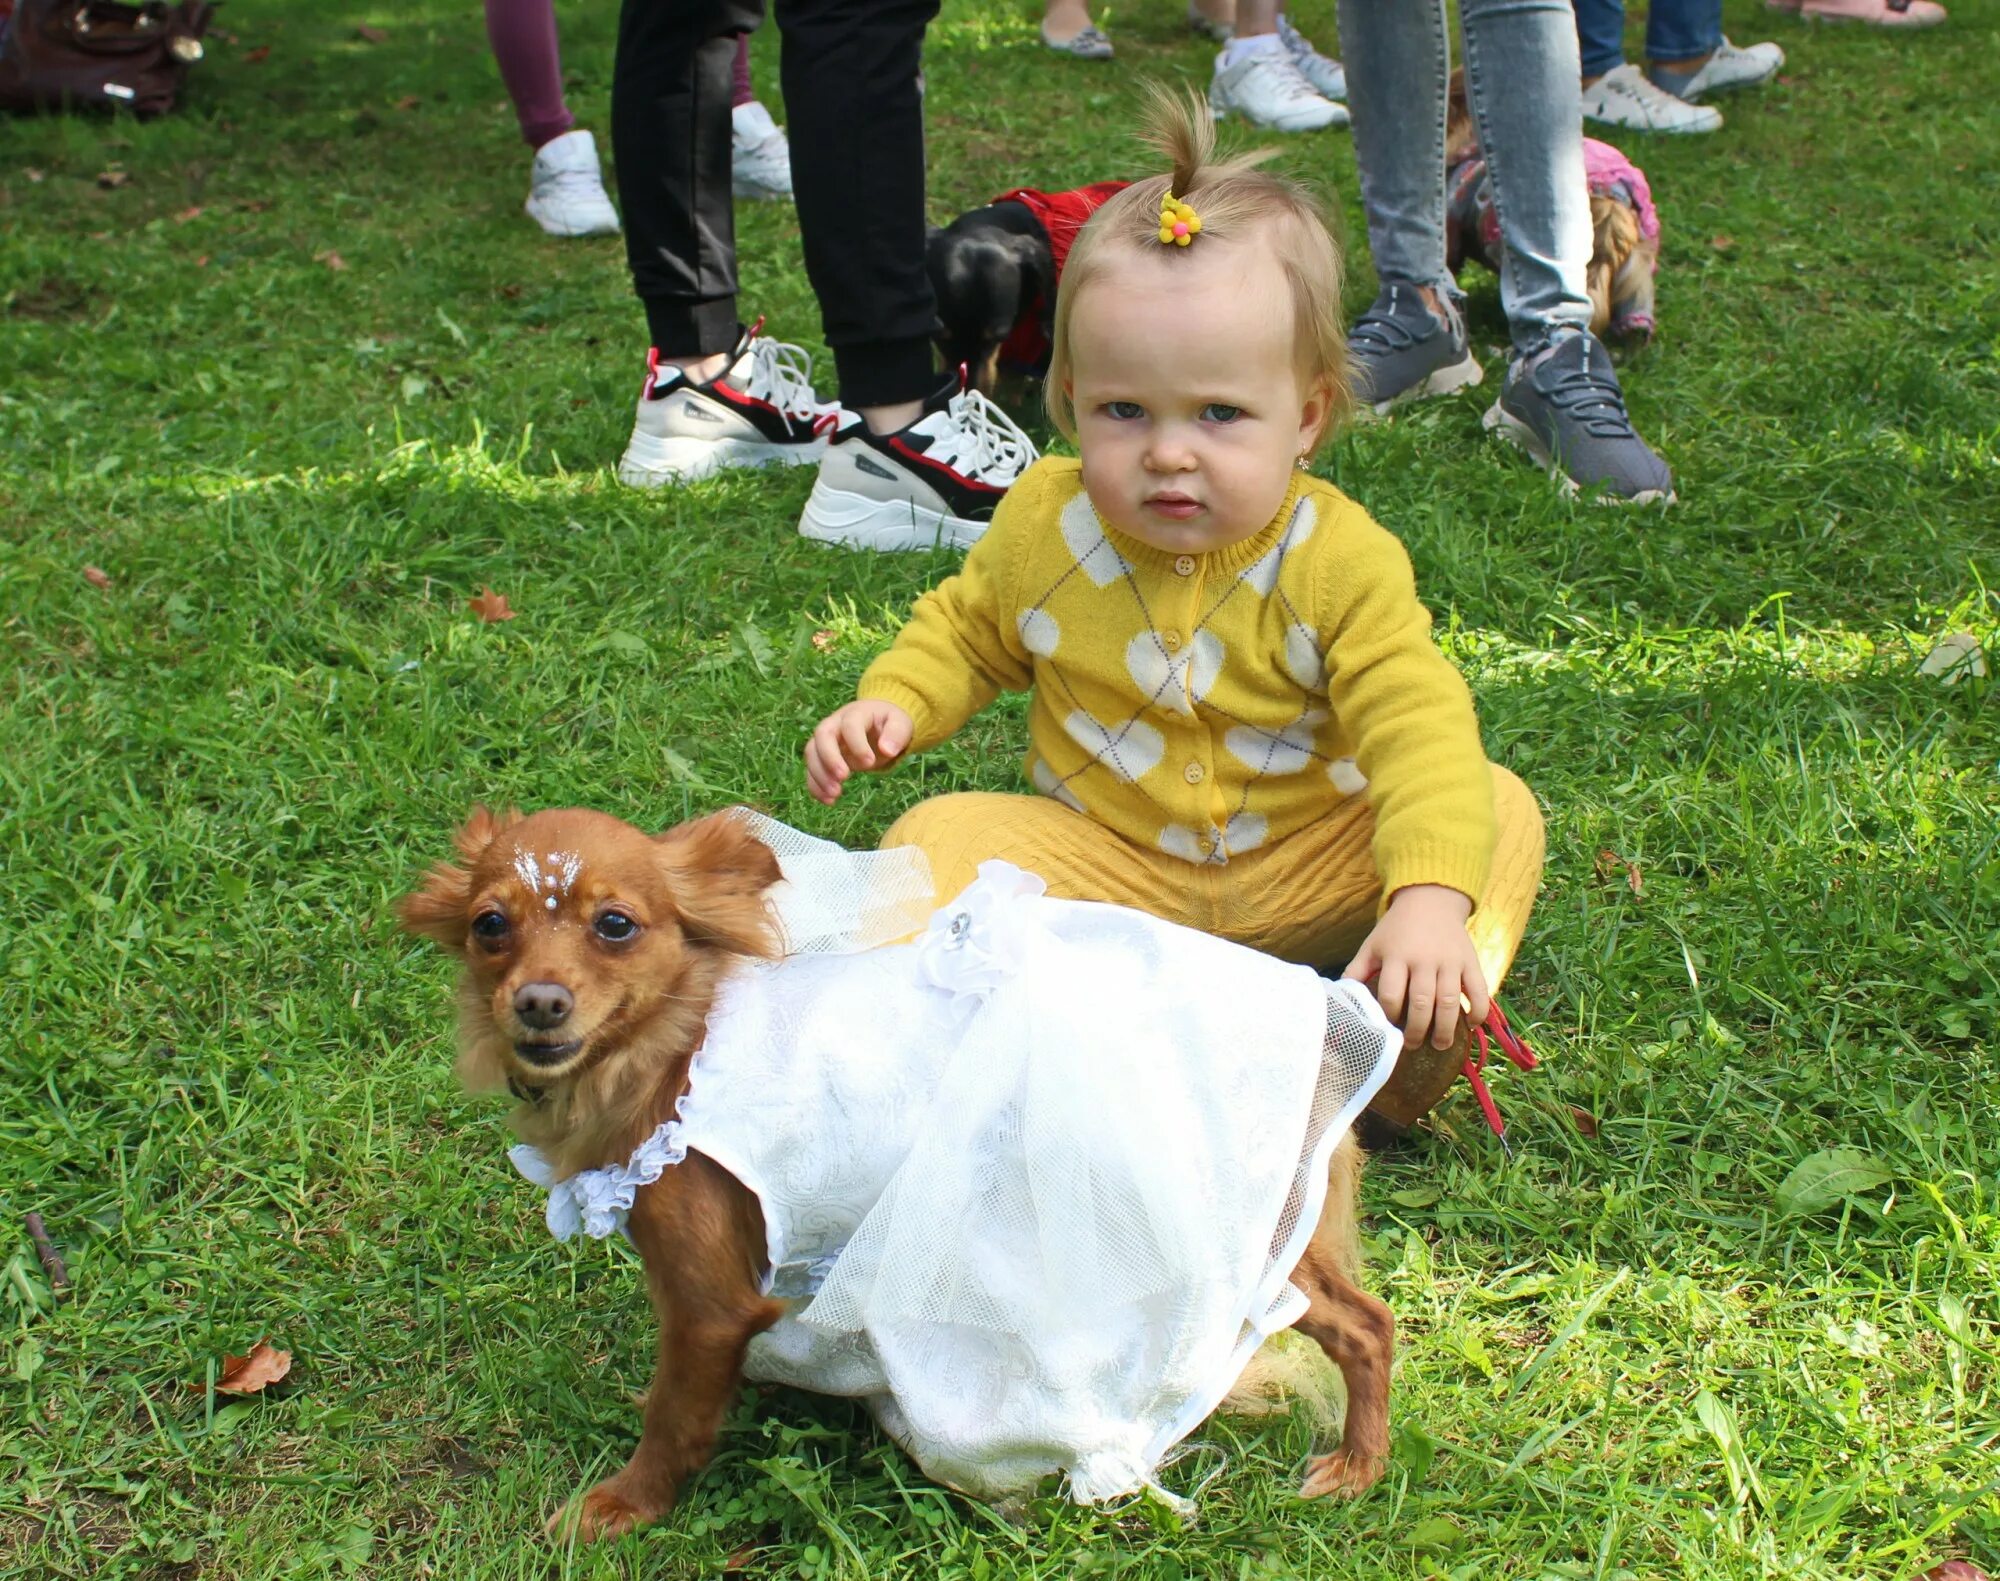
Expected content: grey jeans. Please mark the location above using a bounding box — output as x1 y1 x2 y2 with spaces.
1337 0 1593 353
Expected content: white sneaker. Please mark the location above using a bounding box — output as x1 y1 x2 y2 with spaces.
800 377 1038 551
1579 62 1723 132
618 323 840 487
524 129 621 238
1277 13 1346 101
732 101 793 202
1667 36 1784 99
1209 45 1348 132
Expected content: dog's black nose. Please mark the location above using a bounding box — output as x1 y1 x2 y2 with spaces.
513 982 574 1029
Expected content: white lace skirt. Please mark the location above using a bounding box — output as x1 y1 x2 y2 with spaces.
712 856 1401 1505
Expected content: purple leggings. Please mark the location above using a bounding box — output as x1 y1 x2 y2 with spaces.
486 0 754 148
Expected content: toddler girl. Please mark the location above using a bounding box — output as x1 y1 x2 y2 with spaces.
804 89 1544 1125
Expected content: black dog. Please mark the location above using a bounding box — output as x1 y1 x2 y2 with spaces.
927 182 1128 398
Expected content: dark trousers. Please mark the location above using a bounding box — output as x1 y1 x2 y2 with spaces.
612 0 941 408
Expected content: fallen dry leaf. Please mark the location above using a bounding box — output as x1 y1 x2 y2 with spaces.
810 628 836 652
355 23 388 42
316 250 348 272
175 205 204 224
212 1340 291 1395
1711 235 1735 252
244 44 270 63
723 1546 760 1575
1593 848 1643 897
25 168 46 183
468 587 516 623
1918 1566 1990 1581
1569 1106 1600 1138
95 166 129 190
83 565 112 590
196 256 210 268
394 94 421 111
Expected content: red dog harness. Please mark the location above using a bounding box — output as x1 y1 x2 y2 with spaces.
990 181 1131 371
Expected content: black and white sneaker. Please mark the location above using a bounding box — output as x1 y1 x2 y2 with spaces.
798 374 1038 551
617 321 841 487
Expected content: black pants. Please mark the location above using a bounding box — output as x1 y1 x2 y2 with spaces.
612 0 941 408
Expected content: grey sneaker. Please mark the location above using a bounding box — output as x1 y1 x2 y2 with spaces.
1347 284 1485 413
1482 332 1675 504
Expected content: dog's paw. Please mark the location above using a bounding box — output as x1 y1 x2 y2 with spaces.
548 1480 663 1543
1297 1448 1386 1500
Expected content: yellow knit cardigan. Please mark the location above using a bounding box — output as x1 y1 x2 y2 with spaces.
859 457 1497 901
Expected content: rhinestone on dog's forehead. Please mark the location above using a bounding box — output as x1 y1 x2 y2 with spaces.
511 846 585 911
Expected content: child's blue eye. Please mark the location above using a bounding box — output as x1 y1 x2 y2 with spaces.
1104 401 1145 421
1202 404 1243 424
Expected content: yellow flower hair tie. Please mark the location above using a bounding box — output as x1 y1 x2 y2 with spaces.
1157 193 1202 247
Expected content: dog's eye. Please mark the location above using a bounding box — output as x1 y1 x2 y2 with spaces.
472 910 510 944
594 911 639 943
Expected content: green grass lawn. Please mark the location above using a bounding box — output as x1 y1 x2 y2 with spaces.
3 0 1996 1575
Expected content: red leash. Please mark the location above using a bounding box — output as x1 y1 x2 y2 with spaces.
1461 1000 1538 1153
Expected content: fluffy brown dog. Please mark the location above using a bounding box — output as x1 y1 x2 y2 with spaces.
403 805 1393 1539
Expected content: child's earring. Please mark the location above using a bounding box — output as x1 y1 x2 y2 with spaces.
1296 447 1313 470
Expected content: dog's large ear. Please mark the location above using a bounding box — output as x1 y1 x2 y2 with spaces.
654 811 784 958
399 805 521 947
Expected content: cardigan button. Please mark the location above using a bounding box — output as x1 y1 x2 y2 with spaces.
1162 629 1183 651
1173 554 1195 576
1183 762 1206 785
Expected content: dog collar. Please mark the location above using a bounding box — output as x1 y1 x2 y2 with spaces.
510 1119 687 1242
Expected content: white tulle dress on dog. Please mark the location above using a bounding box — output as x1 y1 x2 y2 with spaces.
511 815 1401 1507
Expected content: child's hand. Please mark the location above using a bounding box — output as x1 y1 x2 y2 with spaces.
804 700 915 805
1342 884 1491 1052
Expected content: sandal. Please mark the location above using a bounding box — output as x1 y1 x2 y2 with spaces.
1041 22 1115 57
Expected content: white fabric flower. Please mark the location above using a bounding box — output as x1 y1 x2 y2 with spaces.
917 861 1050 998
510 1119 687 1242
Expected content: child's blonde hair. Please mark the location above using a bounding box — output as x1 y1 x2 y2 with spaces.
1046 83 1352 450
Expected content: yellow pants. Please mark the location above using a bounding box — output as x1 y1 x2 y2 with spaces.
882 764 1545 992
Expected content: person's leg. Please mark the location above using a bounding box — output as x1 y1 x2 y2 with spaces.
1334 0 1482 409
1572 0 1629 82
1647 0 1784 101
730 30 794 203
1462 0 1674 500
613 0 846 488
775 0 1040 549
1457 0 1593 354
1335 0 1453 301
1220 765 1542 992
1644 0 1721 72
613 0 763 364
774 0 939 428
880 793 1203 925
485 0 575 148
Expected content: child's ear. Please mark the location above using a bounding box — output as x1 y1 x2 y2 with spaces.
399 805 521 947
1299 375 1339 456
654 811 784 958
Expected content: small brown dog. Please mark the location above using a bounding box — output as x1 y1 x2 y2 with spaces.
1444 70 1660 344
403 805 1394 1539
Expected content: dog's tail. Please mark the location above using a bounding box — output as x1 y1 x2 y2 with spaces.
1215 1133 1365 1429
